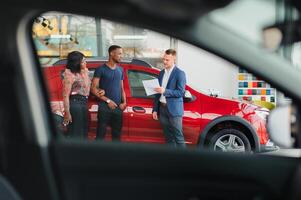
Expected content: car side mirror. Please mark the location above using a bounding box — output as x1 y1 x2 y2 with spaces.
267 104 301 148
208 89 221 97
184 90 194 102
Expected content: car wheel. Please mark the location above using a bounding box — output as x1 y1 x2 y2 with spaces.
209 129 251 153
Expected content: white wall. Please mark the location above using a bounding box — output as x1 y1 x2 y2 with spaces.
177 41 238 99
175 0 276 100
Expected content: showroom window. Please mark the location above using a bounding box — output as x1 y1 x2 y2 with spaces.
32 12 173 68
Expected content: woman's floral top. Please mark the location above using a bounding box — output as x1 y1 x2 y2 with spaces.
63 68 91 113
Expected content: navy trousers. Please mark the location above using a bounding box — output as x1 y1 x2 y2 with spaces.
159 104 186 147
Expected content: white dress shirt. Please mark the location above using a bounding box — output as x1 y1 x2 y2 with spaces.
159 65 175 103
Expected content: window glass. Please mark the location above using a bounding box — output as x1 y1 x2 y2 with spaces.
128 70 158 98
32 7 285 155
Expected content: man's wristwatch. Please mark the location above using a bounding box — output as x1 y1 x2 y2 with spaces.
106 99 111 104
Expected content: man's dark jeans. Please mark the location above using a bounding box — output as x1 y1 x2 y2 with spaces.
159 104 186 147
97 102 123 141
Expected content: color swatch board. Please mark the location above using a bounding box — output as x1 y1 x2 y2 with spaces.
238 68 276 103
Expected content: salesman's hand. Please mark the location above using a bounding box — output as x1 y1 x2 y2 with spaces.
152 111 158 120
154 87 165 94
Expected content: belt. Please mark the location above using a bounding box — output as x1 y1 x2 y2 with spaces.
70 94 88 102
160 102 167 107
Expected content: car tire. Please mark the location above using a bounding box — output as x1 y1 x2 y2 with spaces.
209 128 251 153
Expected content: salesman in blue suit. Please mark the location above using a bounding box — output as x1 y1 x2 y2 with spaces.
152 49 187 147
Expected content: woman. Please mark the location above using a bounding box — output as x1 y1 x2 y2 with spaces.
63 51 104 139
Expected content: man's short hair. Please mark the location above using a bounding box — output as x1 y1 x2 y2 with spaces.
108 45 122 54
165 49 177 56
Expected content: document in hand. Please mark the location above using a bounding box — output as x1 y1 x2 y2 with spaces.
142 79 160 96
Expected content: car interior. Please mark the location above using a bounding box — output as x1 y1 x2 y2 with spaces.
2 0 301 200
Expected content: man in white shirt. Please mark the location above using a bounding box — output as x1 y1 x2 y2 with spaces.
152 49 187 147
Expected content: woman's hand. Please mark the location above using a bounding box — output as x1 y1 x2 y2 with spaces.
97 89 105 97
63 111 72 126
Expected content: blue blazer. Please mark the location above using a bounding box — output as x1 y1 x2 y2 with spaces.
153 66 186 117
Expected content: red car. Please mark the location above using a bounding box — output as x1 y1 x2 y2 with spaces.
44 58 275 153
